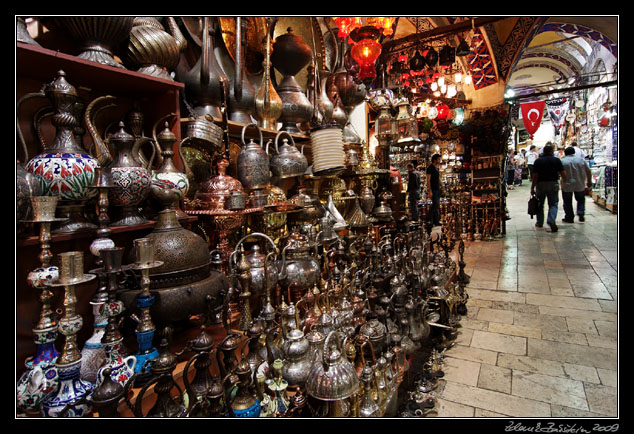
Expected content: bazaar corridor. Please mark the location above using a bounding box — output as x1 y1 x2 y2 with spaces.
434 183 618 418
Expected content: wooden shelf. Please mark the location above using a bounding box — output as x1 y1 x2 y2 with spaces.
17 42 184 96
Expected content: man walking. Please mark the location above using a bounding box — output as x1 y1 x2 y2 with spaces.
561 146 592 223
426 154 442 227
526 145 539 180
530 144 566 232
407 163 421 221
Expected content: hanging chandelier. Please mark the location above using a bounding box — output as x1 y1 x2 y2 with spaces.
332 17 396 83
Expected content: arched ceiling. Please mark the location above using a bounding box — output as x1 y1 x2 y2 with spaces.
373 16 617 106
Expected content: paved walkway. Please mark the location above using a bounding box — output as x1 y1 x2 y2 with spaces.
434 182 618 418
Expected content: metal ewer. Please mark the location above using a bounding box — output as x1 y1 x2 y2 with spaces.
134 339 186 417
151 115 192 219
178 16 228 119
270 27 314 133
40 252 96 417
305 330 359 409
254 17 283 130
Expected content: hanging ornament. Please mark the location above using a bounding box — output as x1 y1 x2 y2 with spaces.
409 49 426 72
436 104 450 120
545 97 569 130
427 106 438 120
456 37 471 56
350 38 382 82
439 45 456 66
452 107 465 126
425 46 438 67
520 100 545 139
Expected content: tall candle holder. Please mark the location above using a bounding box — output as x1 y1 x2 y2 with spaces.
94 247 136 388
17 196 68 414
41 251 96 417
129 237 163 385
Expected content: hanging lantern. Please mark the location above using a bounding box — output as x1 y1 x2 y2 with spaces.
454 72 463 83
440 84 447 95
409 48 426 72
456 37 470 56
425 46 438 67
418 102 429 118
447 84 457 98
437 76 445 87
350 38 382 82
430 82 438 92
463 74 472 85
333 17 362 38
372 16 395 36
436 104 450 120
452 107 465 126
439 45 456 66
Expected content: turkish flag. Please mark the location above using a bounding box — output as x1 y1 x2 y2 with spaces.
520 100 546 139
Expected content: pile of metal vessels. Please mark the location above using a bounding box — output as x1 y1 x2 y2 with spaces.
16 16 472 418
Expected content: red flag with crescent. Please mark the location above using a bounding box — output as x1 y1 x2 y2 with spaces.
520 100 545 139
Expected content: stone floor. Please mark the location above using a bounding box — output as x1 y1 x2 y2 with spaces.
433 182 618 418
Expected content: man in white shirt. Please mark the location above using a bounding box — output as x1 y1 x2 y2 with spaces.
570 141 587 160
526 145 539 180
561 146 592 223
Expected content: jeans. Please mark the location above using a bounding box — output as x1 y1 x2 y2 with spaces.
562 190 586 220
535 181 560 226
429 189 441 226
409 191 420 221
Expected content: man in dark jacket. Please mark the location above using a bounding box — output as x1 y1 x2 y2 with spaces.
426 154 442 227
407 163 421 221
530 144 567 232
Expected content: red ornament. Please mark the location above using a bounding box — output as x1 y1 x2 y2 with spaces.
436 104 450 120
351 38 382 81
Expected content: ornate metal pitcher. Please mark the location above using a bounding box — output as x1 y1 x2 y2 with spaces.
271 27 313 133
178 16 229 118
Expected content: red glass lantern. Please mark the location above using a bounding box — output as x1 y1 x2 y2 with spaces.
350 38 382 81
436 104 450 120
334 17 362 38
